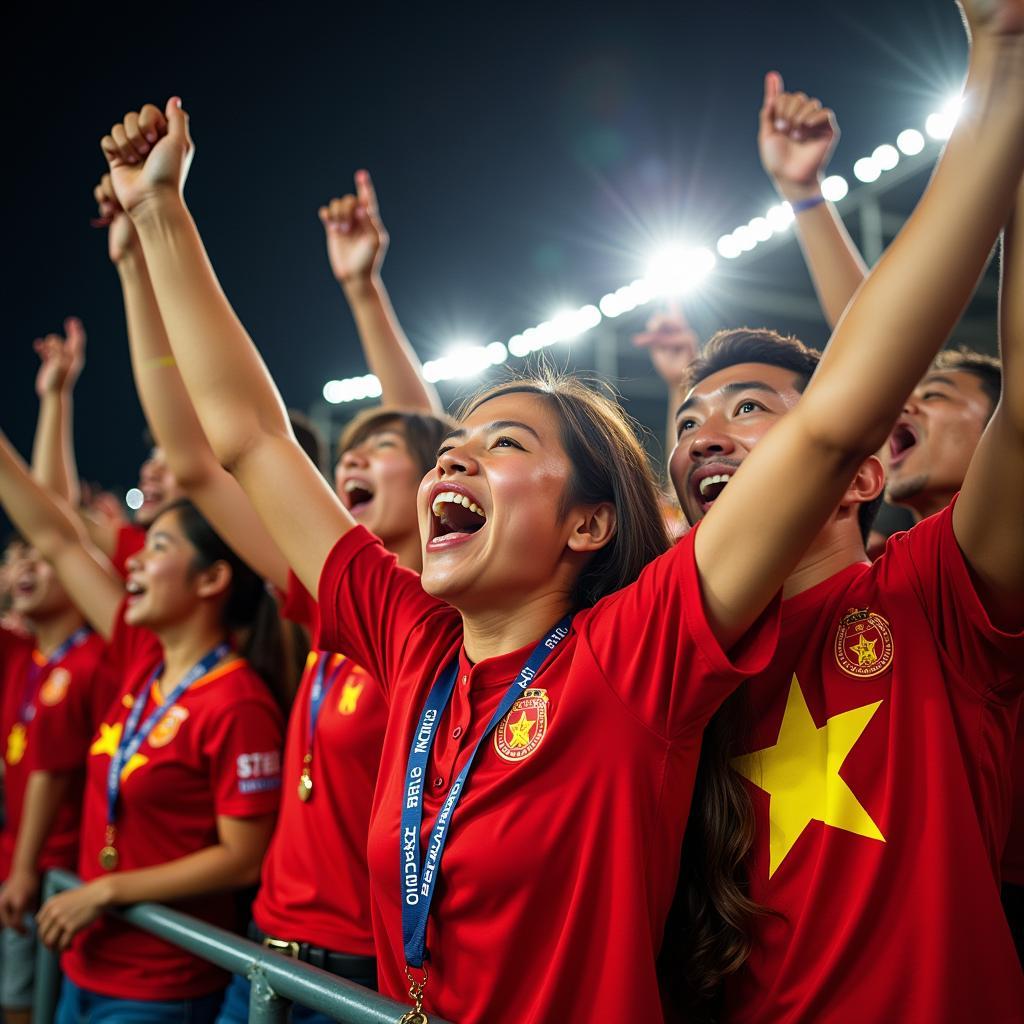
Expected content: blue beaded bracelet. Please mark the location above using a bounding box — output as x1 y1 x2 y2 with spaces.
791 193 826 214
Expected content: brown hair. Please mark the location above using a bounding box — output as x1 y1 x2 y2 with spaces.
288 410 327 475
462 372 671 607
338 407 455 477
930 347 1002 419
685 328 882 543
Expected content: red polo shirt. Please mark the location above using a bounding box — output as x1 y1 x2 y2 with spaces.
318 525 779 1024
725 503 1024 1023
111 524 146 578
62 608 284 1000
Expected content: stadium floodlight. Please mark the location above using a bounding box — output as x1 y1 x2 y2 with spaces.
872 144 899 171
508 333 530 357
821 175 849 202
749 217 773 242
323 379 344 404
598 293 623 317
766 203 794 233
645 245 716 296
733 225 757 252
486 341 508 364
926 95 962 141
717 233 741 259
853 157 881 183
896 128 925 156
126 488 144 510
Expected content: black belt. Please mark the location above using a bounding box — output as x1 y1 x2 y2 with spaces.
247 922 377 985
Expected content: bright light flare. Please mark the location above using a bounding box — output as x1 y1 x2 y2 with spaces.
126 488 144 511
717 234 741 259
853 157 881 183
821 175 849 202
926 95 962 141
644 244 716 296
872 144 899 171
766 203 794 232
896 128 925 156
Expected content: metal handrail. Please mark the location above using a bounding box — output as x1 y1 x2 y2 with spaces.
33 868 453 1023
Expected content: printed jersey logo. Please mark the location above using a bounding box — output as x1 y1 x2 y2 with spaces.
338 666 368 716
236 750 282 794
494 688 549 763
732 675 885 877
148 705 190 748
834 607 894 678
39 667 72 707
90 722 149 781
6 724 27 766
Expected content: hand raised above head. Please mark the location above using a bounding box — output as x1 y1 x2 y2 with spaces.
318 169 389 285
100 98 194 216
34 317 86 397
92 173 138 264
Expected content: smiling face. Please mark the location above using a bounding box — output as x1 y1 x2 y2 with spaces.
136 447 183 526
334 422 424 551
669 362 805 526
883 369 993 517
5 541 73 620
417 392 590 609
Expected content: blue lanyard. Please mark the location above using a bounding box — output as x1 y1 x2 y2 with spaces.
307 652 348 746
106 642 230 825
22 626 92 724
400 616 572 969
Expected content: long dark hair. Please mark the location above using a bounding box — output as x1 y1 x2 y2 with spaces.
158 499 287 712
462 372 671 607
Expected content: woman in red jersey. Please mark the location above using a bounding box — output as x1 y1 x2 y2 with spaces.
97 63 981 1017
90 172 451 1020
0 439 285 1024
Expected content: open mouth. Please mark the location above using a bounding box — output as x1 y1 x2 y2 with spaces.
125 578 147 606
140 486 164 509
342 478 376 517
428 487 487 549
888 422 919 467
690 468 735 514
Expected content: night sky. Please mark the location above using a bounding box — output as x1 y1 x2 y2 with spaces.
8 0 974 497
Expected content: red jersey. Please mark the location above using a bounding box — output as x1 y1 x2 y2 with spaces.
0 626 109 878
63 608 284 1000
317 525 780 1024
111 523 146 578
253 573 386 954
1002 714 1024 886
725 503 1024 1023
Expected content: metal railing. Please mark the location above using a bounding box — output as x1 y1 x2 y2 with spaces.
33 869 452 1023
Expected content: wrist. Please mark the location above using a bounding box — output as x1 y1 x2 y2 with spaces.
114 244 145 273
773 178 824 203
130 192 191 231
90 875 119 907
8 861 38 882
340 272 383 302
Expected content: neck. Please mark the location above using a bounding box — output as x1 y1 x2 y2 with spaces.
783 519 868 599
390 530 423 573
155 615 229 696
906 491 952 523
30 607 87 658
461 587 574 664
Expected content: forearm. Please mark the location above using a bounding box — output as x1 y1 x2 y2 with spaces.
10 772 72 874
31 393 73 501
342 276 442 413
999 176 1024 425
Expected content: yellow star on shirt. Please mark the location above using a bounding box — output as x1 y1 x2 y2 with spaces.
6 724 27 766
732 675 885 878
89 722 149 781
850 633 878 666
507 711 535 749
338 679 364 716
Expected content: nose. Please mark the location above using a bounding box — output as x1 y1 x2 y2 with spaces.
125 551 143 574
436 441 478 478
687 418 737 462
902 395 920 416
339 446 369 470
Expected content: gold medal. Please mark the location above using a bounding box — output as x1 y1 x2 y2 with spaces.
297 753 313 803
398 1013 428 1024
400 964 429 1024
99 846 119 871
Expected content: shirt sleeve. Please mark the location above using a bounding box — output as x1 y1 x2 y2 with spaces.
276 570 319 634
316 526 451 701
579 526 781 739
204 686 284 818
886 499 1024 702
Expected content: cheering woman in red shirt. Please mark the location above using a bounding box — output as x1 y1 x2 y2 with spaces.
0 440 285 1024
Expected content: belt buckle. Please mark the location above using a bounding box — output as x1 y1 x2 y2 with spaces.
263 936 300 958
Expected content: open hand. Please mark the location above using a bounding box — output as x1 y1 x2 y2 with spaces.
633 309 700 388
34 317 86 396
100 99 194 216
319 170 389 285
758 72 838 200
0 868 39 932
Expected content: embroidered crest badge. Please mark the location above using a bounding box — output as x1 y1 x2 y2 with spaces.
834 608 894 679
39 667 72 707
148 705 190 748
494 688 549 763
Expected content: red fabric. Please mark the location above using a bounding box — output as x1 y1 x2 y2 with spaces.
318 525 780 1024
111 524 146 578
277 570 319 637
1002 712 1024 886
62 608 284 1000
725 503 1024 1023
0 627 109 877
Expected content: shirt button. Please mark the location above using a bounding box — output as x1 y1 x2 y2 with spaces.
433 776 445 789
461 675 468 686
452 726 463 739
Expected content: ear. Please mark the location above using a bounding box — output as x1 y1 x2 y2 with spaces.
840 455 886 509
193 560 233 601
566 502 618 554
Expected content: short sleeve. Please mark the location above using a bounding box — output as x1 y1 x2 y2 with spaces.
204 691 284 817
579 527 780 739
276 570 319 638
885 500 1024 702
316 526 451 699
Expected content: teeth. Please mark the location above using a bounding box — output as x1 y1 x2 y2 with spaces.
698 473 732 497
126 581 144 595
431 491 486 519
344 480 373 495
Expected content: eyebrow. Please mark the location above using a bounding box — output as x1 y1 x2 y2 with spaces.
148 530 178 545
441 420 542 444
919 374 958 389
675 380 780 419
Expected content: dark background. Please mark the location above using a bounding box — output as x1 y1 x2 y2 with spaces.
7 0 976 495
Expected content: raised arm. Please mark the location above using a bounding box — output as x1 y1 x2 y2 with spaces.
696 2 1024 647
0 431 122 639
951 171 1024 628
98 102 356 598
321 170 442 413
95 178 291 591
759 72 868 328
30 319 86 506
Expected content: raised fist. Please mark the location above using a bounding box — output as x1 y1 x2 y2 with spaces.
758 72 838 200
34 318 86 397
92 174 138 264
633 309 700 388
100 99 194 215
959 0 1024 37
318 170 389 285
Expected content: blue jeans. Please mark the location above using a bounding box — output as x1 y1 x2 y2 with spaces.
55 977 223 1023
216 973 334 1024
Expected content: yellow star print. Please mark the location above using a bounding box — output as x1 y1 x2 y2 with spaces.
732 675 884 877
6 724 27 766
850 633 878 666
337 679 364 715
89 722 149 781
507 711 535 749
